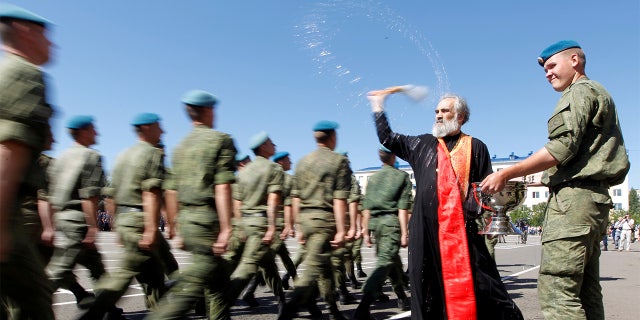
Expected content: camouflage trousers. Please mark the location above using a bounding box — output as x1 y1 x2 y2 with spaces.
538 187 610 320
289 212 337 305
0 213 54 320
147 206 230 320
362 215 405 298
46 210 106 290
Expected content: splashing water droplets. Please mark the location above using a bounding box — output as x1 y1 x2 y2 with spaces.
295 0 449 115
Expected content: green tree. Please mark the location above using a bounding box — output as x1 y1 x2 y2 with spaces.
529 203 547 227
628 188 639 221
509 206 532 223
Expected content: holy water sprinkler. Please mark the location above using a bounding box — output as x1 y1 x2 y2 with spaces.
386 85 428 102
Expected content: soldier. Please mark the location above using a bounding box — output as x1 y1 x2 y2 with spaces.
0 4 55 319
226 132 286 309
245 151 297 297
352 145 412 319
347 171 365 287
482 40 630 319
146 90 235 320
327 150 357 305
278 120 351 320
46 116 108 309
78 113 167 319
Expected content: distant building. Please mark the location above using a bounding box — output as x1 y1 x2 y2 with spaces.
354 151 630 210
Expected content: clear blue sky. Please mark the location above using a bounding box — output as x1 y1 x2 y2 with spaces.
8 0 639 188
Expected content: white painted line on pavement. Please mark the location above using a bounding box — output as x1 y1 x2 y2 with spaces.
501 265 540 281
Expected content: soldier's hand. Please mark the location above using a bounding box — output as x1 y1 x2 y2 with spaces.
354 229 363 240
346 227 356 241
82 227 98 250
263 227 275 245
400 233 408 248
297 231 306 245
330 232 345 248
167 225 176 240
480 172 506 194
139 229 157 251
41 227 55 246
213 229 232 256
280 227 291 240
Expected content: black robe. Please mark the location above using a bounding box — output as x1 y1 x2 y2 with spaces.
375 112 523 320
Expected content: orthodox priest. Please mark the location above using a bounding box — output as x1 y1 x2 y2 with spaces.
366 89 523 320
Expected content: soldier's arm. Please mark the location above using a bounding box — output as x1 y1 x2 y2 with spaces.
398 208 409 248
164 189 179 240
292 197 304 244
264 191 281 244
362 209 372 247
346 200 357 240
0 141 32 261
331 198 347 248
140 187 161 251
214 183 233 255
37 199 55 246
81 195 100 249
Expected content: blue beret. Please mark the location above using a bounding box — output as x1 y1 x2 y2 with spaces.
248 131 269 150
66 115 94 129
313 120 339 131
235 153 250 162
335 149 348 156
181 89 217 108
538 40 581 66
379 145 392 153
271 151 289 162
131 113 160 126
0 3 52 27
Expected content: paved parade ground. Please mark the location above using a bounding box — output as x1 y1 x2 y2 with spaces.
53 231 639 320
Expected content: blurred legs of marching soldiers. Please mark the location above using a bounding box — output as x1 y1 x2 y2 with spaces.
137 229 180 310
353 237 367 278
353 215 410 319
243 219 297 303
225 216 285 310
146 206 231 320
325 243 356 305
46 210 106 308
279 213 346 320
136 229 178 311
345 236 366 290
78 210 167 319
281 240 306 290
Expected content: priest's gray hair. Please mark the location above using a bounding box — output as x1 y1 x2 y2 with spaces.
441 93 470 125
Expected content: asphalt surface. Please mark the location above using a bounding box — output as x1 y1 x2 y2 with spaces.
52 231 639 320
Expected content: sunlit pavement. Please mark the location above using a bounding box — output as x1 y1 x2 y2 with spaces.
52 232 639 320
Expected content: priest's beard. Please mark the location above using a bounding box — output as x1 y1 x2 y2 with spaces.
432 116 461 138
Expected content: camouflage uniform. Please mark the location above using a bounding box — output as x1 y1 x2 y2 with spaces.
148 125 236 320
354 164 412 317
22 154 55 263
538 77 630 319
280 146 352 318
80 141 167 318
248 171 298 295
0 53 55 320
226 156 285 304
46 144 107 299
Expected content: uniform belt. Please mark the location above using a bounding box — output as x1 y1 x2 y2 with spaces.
371 211 397 217
549 179 608 193
118 205 143 212
242 212 267 218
